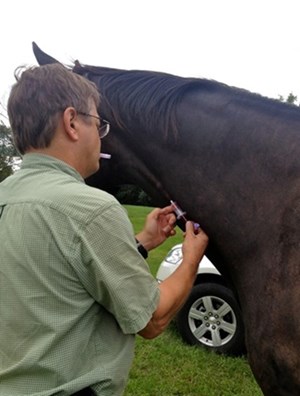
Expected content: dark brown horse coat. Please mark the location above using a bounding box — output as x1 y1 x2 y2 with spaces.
33 42 300 396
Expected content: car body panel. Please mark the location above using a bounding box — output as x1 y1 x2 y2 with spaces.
156 244 221 283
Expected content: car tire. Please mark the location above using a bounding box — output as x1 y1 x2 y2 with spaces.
175 282 245 356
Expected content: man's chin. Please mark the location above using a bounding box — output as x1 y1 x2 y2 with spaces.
86 162 100 179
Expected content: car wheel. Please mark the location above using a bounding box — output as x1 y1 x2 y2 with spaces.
176 282 245 356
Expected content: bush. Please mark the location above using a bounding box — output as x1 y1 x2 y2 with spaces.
115 184 154 206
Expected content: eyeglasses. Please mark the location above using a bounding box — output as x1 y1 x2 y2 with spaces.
77 111 110 139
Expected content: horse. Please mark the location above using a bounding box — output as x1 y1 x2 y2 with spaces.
32 42 300 396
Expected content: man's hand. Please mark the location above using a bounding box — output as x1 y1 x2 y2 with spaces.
135 205 176 251
182 221 209 270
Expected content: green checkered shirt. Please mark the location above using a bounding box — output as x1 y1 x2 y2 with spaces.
0 154 160 396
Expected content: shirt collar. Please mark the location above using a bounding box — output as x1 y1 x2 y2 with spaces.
21 153 85 183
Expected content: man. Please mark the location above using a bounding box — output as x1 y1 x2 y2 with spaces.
0 64 208 395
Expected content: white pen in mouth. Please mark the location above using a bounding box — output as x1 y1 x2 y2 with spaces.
99 153 111 159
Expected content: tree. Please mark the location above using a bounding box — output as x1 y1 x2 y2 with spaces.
0 123 20 182
286 93 298 104
278 92 298 105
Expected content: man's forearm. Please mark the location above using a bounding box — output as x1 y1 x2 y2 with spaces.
138 258 200 339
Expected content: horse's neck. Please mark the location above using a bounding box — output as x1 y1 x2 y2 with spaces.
122 122 288 246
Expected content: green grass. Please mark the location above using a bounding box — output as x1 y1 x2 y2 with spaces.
123 205 263 396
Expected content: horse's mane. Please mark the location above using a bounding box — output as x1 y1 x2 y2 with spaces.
73 62 300 139
73 62 223 139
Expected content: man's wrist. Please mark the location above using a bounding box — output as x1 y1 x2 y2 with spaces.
135 239 148 259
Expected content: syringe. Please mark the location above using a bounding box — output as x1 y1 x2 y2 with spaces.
170 200 200 233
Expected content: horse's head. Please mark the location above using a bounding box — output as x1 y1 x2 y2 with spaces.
32 42 178 205
32 43 168 204
31 43 122 193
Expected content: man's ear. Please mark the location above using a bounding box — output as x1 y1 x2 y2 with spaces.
63 107 79 141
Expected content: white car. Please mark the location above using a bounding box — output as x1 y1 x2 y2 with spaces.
156 244 245 356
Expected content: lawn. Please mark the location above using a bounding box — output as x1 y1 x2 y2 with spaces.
123 205 263 396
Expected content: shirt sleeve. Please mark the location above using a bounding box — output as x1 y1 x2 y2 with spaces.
74 201 160 334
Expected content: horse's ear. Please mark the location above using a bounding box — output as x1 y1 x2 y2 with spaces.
32 41 60 65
